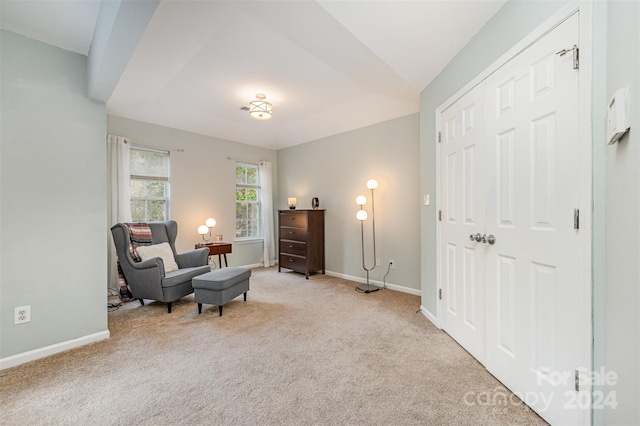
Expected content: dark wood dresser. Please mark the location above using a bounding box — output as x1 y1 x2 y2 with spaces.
278 209 325 279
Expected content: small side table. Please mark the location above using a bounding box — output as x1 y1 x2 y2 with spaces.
195 242 232 267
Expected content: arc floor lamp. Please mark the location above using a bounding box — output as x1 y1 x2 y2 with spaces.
355 179 380 293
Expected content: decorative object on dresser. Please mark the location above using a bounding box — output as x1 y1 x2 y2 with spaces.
355 179 380 293
311 197 319 210
278 209 325 279
287 197 297 209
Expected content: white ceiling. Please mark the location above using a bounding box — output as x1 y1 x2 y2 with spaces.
1 0 505 150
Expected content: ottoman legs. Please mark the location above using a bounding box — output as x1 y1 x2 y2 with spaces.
197 292 248 316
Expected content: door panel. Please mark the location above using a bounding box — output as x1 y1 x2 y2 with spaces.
440 83 486 362
484 12 585 425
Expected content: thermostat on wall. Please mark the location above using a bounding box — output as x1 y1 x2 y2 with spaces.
607 88 630 145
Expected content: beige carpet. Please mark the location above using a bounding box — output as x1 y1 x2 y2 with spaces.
0 267 546 425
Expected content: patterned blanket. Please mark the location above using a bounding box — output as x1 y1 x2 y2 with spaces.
117 223 153 302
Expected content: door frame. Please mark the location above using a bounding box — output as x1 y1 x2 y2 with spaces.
434 1 593 423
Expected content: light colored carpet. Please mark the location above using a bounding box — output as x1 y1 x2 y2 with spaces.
0 267 546 425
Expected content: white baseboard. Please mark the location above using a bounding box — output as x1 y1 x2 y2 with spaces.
0 330 110 371
241 263 264 269
420 305 440 328
325 270 421 296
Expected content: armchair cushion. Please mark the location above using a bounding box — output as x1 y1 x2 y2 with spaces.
136 242 179 273
163 265 212 288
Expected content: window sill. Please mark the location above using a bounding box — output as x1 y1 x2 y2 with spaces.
234 238 263 245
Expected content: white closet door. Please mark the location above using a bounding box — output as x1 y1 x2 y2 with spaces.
440 83 486 362
483 12 586 425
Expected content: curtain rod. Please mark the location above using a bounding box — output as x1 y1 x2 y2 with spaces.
227 157 269 165
131 141 184 153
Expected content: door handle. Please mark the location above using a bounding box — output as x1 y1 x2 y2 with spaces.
469 233 482 242
482 234 496 245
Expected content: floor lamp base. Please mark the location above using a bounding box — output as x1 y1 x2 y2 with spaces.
356 283 380 293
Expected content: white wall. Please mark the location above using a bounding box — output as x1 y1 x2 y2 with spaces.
107 115 278 267
602 1 640 423
0 31 107 361
277 114 421 293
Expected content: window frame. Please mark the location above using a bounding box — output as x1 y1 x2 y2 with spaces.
130 146 171 223
235 162 262 241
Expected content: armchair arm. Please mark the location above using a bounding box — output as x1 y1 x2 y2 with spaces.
121 257 166 301
131 257 165 271
175 248 209 268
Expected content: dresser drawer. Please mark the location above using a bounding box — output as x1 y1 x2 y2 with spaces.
279 227 307 242
279 212 308 229
280 254 306 271
279 240 306 257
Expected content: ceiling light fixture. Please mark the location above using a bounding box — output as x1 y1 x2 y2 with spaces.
249 94 272 120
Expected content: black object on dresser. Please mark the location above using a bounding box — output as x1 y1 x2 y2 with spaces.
278 209 325 279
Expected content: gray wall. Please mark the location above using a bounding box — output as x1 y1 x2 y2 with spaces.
419 0 568 315
0 31 107 358
277 114 421 292
107 115 278 267
602 1 640 423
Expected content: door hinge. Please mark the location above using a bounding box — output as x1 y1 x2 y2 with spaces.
574 208 580 230
437 132 441 143
556 44 579 70
438 210 442 221
575 369 580 391
439 289 442 300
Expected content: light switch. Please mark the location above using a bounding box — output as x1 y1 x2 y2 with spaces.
424 194 430 206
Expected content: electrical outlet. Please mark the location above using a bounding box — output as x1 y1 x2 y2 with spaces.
376 258 381 267
14 306 31 325
389 260 395 269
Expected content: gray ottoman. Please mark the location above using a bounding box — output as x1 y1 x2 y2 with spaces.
192 267 251 316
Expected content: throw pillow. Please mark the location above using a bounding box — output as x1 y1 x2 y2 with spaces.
136 242 179 273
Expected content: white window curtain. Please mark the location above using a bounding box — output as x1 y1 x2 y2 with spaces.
107 134 132 291
259 161 276 267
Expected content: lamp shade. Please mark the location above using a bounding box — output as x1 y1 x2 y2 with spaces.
366 179 378 190
287 197 297 206
205 217 216 228
249 94 272 120
197 225 209 235
355 195 367 206
356 210 368 221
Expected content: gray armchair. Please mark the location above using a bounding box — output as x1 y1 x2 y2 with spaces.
111 220 210 313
